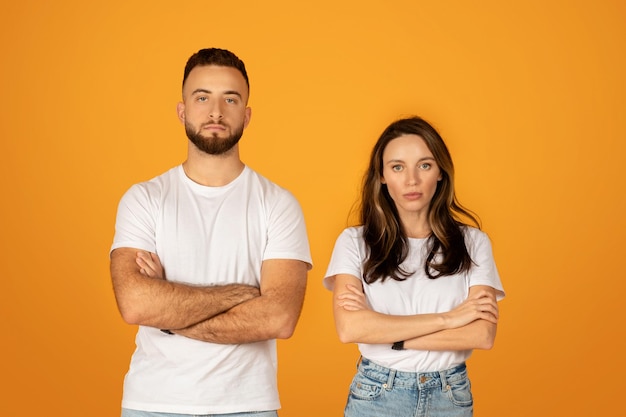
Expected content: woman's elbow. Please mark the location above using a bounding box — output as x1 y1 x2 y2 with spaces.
335 321 361 344
478 337 495 350
337 333 356 344
476 324 497 350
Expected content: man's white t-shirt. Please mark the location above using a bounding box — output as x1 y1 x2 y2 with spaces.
324 226 504 373
111 165 312 414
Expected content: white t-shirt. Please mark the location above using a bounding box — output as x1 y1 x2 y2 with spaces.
324 226 504 373
111 165 312 414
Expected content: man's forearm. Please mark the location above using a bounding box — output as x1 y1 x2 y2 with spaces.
118 279 260 330
173 283 305 344
160 283 261 330
112 248 261 329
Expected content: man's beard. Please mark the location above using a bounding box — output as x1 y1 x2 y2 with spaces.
185 121 244 155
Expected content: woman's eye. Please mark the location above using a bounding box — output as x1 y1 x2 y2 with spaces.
420 163 431 170
392 165 403 172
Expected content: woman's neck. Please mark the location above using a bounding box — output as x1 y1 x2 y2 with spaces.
400 213 432 238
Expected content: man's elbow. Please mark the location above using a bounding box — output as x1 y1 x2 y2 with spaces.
117 303 144 326
112 281 148 325
116 297 152 326
275 326 296 339
273 313 301 339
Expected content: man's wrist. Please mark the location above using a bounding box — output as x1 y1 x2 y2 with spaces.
391 340 405 350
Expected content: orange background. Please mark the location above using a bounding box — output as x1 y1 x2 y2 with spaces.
1 1 624 416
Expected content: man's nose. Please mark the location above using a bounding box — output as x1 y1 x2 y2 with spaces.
208 102 223 120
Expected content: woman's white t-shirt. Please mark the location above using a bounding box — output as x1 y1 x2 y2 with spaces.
324 226 504 373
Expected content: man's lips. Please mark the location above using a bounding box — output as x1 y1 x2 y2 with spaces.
202 123 227 131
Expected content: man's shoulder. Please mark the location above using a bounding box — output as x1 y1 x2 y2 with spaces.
241 167 306 218
244 166 293 196
133 165 180 188
122 165 181 200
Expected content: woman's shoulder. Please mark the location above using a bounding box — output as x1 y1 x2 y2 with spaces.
461 224 483 237
461 225 493 248
331 226 366 250
338 225 365 240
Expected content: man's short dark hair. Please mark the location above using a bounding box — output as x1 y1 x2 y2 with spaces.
182 48 249 90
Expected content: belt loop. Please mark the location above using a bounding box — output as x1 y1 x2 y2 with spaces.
355 355 363 370
439 368 449 391
385 368 396 390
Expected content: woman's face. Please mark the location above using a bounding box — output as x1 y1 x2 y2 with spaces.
381 134 442 221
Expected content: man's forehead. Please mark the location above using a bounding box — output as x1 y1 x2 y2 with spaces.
183 65 248 95
186 65 245 85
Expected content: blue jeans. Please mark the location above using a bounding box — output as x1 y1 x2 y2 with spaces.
121 409 278 417
344 357 473 417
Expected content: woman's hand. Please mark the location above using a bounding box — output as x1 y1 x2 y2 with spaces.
337 284 370 311
442 289 499 329
135 251 165 280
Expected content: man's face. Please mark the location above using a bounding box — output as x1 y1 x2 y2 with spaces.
177 65 251 155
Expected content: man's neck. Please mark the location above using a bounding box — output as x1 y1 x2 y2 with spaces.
183 145 245 187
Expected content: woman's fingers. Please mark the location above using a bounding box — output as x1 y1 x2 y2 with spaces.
337 288 369 311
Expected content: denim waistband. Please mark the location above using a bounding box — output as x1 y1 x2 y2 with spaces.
357 357 467 391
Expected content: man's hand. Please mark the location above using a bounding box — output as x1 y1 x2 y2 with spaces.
136 251 165 279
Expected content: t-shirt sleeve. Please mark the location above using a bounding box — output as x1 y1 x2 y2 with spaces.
110 183 157 255
323 228 364 291
467 229 505 301
263 191 312 268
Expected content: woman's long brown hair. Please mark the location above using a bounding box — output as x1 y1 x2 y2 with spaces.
358 117 480 283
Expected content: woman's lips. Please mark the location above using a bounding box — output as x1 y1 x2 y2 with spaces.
403 192 422 200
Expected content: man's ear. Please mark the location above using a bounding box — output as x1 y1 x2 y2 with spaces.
243 107 252 129
176 102 185 124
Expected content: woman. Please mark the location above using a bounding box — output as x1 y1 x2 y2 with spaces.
324 116 505 417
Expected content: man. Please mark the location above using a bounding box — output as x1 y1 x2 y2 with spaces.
110 48 312 417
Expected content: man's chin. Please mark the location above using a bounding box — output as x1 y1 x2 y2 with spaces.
185 123 244 156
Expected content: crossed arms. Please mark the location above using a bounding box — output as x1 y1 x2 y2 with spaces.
330 274 499 351
110 247 309 344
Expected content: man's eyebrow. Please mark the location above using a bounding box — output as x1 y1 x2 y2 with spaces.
223 90 243 98
191 88 242 98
